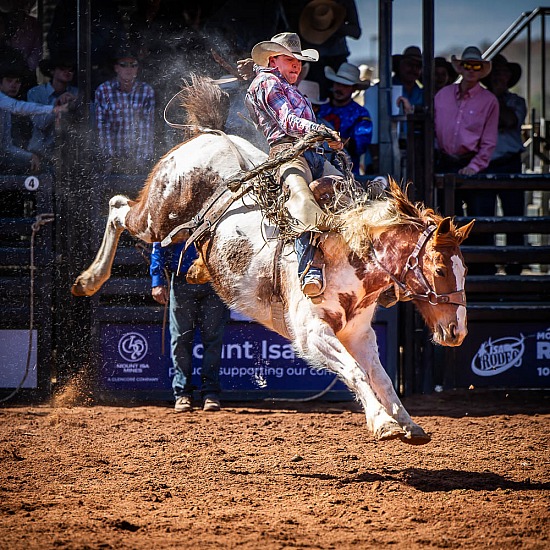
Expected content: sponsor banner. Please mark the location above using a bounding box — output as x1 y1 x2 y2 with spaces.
454 323 550 388
0 330 38 389
100 322 388 394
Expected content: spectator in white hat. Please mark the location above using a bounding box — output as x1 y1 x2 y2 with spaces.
434 45 499 275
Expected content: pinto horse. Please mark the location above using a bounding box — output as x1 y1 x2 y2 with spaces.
72 78 473 444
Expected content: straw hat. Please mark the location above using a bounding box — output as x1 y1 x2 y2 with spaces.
451 46 492 80
324 62 363 86
298 79 329 105
251 33 319 68
299 0 347 46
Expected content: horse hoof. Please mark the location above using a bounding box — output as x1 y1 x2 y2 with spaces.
399 428 431 445
375 423 406 441
71 280 87 296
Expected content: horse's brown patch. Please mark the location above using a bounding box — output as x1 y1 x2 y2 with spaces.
322 309 343 334
222 238 254 275
338 292 357 322
356 293 378 310
125 163 222 242
362 271 388 303
348 251 366 280
257 276 275 305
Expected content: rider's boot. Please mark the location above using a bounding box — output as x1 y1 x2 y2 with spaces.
284 173 330 232
296 232 325 298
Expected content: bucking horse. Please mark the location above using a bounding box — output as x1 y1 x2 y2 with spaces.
72 76 473 444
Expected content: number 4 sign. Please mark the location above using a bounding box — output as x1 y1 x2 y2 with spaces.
24 176 39 191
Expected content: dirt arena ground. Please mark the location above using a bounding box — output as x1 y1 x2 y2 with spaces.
1 389 548 549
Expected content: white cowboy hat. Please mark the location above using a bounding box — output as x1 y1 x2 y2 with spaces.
299 0 347 46
298 79 329 105
324 62 362 86
251 32 319 68
451 46 492 80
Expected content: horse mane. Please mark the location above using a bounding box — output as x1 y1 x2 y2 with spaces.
178 74 230 132
341 178 447 256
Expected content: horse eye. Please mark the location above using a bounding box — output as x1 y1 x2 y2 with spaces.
435 267 446 277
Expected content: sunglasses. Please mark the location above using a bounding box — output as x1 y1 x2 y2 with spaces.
462 62 483 71
117 62 138 68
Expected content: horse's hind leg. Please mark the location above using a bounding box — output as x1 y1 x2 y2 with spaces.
71 195 131 297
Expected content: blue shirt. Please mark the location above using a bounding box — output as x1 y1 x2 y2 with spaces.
27 82 79 156
317 100 373 175
391 76 424 107
150 242 198 288
0 91 54 165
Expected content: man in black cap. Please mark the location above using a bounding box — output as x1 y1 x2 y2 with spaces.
27 52 79 163
483 54 526 174
483 54 527 275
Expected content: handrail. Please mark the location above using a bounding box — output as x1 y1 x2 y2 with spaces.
483 7 550 59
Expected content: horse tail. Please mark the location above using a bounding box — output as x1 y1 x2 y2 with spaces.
178 74 230 132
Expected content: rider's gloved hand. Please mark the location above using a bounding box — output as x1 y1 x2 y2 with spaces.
317 125 344 151
237 58 255 80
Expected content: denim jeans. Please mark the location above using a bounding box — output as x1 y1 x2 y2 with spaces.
295 232 322 281
169 275 229 399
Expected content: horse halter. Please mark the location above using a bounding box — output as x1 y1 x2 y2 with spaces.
373 225 466 308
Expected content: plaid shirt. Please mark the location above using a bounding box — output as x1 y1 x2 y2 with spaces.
245 68 323 145
95 79 155 164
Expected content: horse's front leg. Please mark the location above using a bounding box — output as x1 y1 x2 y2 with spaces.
295 318 406 441
340 324 431 445
71 195 131 297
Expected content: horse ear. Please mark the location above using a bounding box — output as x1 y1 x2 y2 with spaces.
435 216 452 237
456 219 475 244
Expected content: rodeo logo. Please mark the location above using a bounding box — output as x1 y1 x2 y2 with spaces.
118 332 149 363
471 335 525 377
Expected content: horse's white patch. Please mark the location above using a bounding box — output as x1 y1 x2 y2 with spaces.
451 254 466 289
452 254 467 331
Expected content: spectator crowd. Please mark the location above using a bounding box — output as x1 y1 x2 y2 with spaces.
0 0 527 181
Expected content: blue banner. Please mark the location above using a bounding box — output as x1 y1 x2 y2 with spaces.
452 323 550 388
100 321 388 396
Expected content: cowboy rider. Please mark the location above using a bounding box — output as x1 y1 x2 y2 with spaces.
244 32 344 298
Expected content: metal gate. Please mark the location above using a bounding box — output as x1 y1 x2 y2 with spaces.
435 173 550 390
0 174 55 402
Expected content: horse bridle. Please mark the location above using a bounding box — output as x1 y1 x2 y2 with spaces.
372 225 466 307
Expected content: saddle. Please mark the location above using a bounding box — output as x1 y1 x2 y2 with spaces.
185 175 348 285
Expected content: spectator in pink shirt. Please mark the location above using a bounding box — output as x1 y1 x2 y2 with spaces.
434 46 499 275
434 46 499 176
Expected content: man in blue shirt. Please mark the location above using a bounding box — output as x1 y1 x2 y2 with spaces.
0 60 67 174
391 46 423 150
317 62 373 176
150 242 229 413
27 53 78 164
